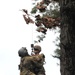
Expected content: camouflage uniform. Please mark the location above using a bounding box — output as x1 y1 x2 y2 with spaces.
19 54 45 75
20 69 35 75
31 54 45 75
19 56 36 75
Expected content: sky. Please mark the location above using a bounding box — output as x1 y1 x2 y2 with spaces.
0 0 60 75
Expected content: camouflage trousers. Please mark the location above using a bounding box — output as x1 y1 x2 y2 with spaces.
20 70 45 75
20 69 35 75
36 72 45 75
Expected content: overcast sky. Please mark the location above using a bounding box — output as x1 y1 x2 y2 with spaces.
0 0 60 75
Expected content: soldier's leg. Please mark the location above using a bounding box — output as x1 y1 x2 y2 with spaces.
37 74 45 75
37 73 45 75
37 67 46 75
21 70 36 75
28 71 36 75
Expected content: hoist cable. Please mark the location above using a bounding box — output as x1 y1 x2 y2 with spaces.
31 24 34 45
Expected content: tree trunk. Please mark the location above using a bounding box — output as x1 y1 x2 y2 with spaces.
60 0 75 75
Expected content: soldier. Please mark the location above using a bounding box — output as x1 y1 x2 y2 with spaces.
18 47 35 75
31 45 46 75
31 45 41 55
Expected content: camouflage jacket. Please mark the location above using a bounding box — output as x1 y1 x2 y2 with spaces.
19 54 45 75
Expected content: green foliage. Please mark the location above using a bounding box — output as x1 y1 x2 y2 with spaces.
52 43 60 59
50 9 60 18
52 33 60 59
22 0 60 43
31 1 60 43
54 48 60 58
31 6 37 14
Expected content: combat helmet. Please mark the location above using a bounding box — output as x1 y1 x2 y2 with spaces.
18 47 29 57
34 45 41 52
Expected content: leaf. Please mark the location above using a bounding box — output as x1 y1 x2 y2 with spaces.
22 9 28 15
36 27 47 34
23 15 30 24
28 17 34 24
23 15 34 24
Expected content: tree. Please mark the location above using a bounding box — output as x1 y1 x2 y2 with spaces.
60 0 75 75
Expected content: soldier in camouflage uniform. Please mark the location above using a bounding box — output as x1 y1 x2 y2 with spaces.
18 47 35 75
31 45 46 75
18 45 46 75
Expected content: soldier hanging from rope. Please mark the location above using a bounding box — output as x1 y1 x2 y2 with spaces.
18 44 46 75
